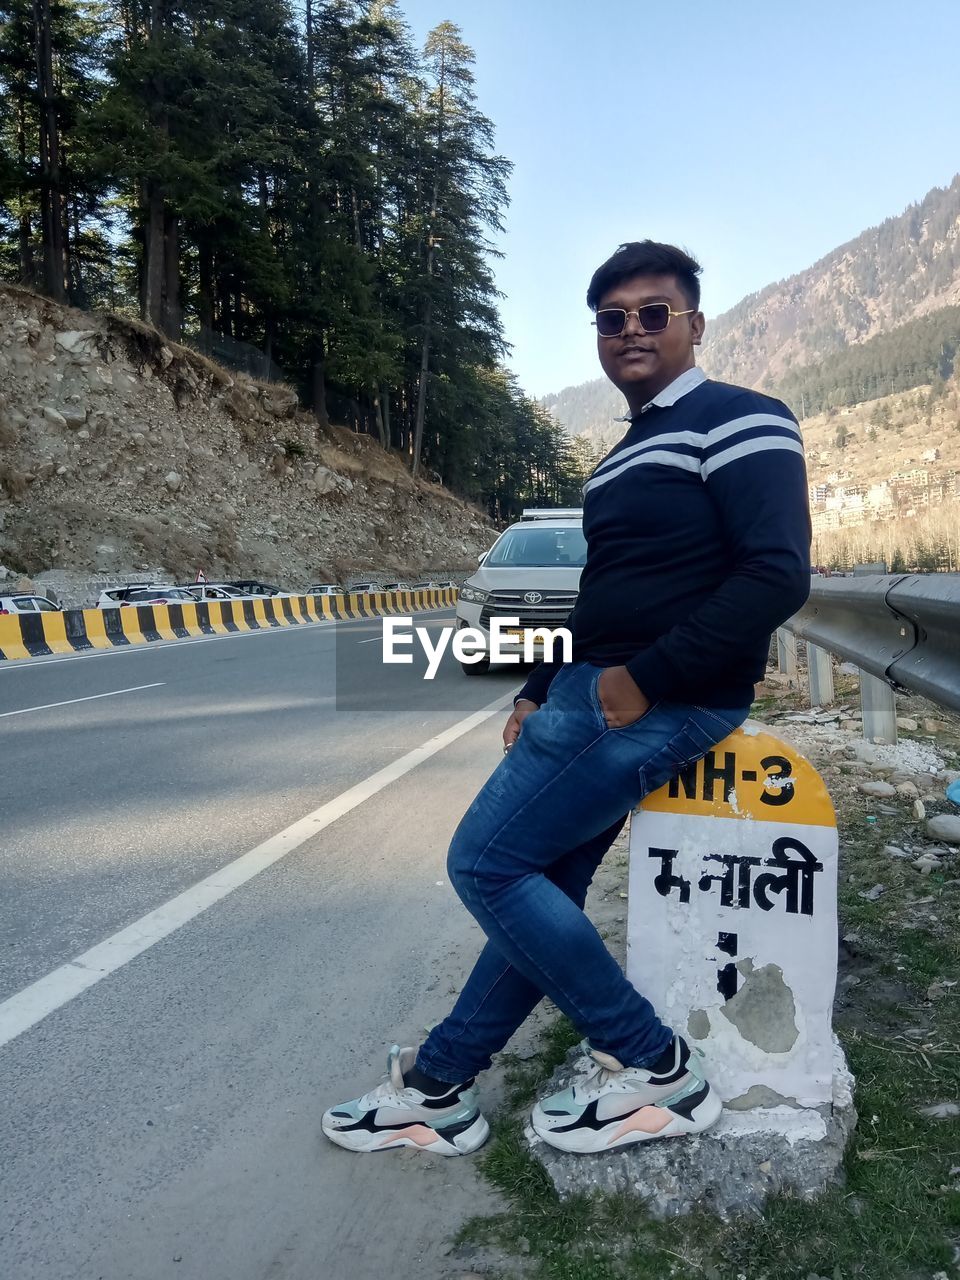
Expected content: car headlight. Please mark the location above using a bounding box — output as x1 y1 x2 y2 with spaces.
458 585 488 604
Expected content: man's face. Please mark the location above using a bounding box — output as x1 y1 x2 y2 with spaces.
595 272 705 402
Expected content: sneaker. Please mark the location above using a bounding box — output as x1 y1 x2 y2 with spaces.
530 1036 722 1154
322 1045 490 1156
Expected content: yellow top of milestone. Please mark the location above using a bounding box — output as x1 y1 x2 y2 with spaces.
639 727 836 828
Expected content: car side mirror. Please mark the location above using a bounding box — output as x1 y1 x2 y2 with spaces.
478 551 487 565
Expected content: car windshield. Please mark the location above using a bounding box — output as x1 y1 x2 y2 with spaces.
483 525 587 568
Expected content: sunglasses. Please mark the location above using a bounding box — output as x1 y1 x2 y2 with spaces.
592 305 696 337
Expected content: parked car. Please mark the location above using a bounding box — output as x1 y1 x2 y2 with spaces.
381 581 411 592
306 584 344 596
179 583 252 602
346 581 383 594
98 586 197 608
128 587 198 606
226 580 284 597
0 593 62 614
97 584 171 608
455 508 585 675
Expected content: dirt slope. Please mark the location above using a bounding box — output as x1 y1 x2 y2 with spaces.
0 286 496 601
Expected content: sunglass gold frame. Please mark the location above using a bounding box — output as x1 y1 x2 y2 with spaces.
592 306 696 337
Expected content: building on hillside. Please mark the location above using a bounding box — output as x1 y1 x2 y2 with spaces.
812 509 841 533
839 508 866 527
808 482 831 507
865 482 894 516
921 448 941 463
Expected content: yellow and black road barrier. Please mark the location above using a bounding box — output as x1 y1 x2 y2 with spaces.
0 588 457 662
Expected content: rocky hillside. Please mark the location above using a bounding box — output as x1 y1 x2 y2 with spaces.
0 286 496 601
704 173 960 389
544 173 960 449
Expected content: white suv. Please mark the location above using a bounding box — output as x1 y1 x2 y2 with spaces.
96 586 196 608
0 593 61 614
455 508 585 675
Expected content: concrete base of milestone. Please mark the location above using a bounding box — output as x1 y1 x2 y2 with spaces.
524 1037 857 1219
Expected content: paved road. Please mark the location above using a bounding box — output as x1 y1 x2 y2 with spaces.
0 613 530 1279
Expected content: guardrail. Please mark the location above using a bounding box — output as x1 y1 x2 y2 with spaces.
0 587 456 663
780 574 960 740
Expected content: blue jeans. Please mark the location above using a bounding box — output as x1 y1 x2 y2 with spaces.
416 662 750 1082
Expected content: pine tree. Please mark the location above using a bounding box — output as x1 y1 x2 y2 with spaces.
95 0 208 335
34 0 68 299
569 433 601 489
0 0 39 285
0 0 104 299
185 0 305 356
408 20 510 478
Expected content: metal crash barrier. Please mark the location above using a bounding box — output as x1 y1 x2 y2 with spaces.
780 574 960 739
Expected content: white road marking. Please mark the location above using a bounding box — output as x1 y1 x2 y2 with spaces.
0 683 166 719
0 687 517 1049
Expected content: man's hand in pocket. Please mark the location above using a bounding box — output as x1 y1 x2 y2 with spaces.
597 666 651 728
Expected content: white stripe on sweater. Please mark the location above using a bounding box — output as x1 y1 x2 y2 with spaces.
591 430 705 477
584 435 806 494
591 413 801 483
583 449 701 494
701 436 806 478
704 413 802 447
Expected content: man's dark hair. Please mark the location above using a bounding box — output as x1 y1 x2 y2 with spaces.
586 241 703 312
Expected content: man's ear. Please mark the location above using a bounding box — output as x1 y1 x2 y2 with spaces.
691 311 705 347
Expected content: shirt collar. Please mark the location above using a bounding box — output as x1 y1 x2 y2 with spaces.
635 366 706 415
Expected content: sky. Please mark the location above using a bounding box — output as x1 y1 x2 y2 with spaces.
397 0 959 397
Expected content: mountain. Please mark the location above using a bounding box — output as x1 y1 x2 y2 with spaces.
544 174 960 446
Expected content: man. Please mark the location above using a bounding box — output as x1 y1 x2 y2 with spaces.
323 241 811 1157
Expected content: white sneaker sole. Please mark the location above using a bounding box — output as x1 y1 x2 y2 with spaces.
532 1086 722 1154
322 1112 490 1156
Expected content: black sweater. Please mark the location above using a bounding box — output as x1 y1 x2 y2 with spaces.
516 375 811 710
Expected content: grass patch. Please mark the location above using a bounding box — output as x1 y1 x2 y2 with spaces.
463 1013 960 1279
459 768 960 1278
